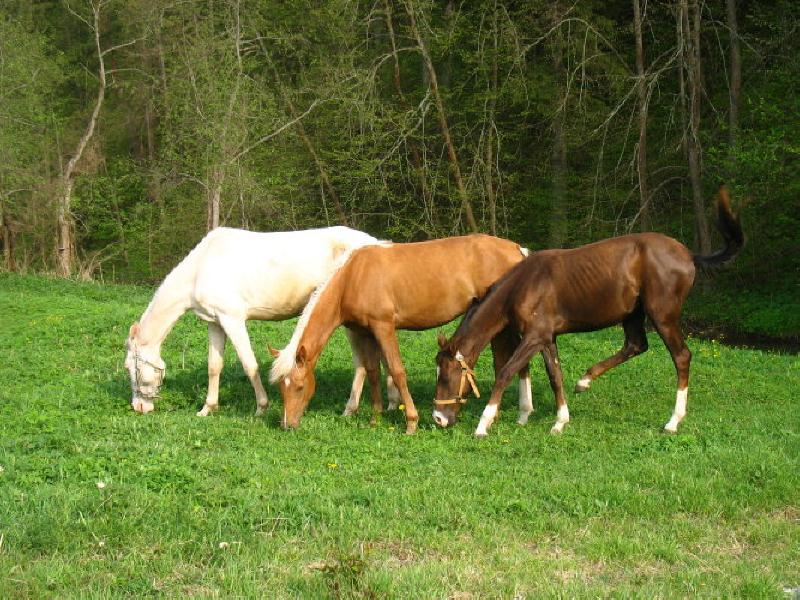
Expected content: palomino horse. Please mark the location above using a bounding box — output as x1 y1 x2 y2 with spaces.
269 235 532 434
124 226 399 415
434 188 743 437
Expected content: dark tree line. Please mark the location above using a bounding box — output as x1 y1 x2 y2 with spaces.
1 0 798 288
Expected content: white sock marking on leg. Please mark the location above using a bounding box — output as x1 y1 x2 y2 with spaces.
551 404 570 433
664 387 688 432
475 404 498 437
576 376 591 391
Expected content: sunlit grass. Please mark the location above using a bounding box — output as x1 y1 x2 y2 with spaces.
0 273 798 597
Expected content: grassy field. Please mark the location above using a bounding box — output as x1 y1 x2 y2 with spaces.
0 273 798 598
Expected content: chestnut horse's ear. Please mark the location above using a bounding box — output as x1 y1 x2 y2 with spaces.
129 322 140 339
436 332 448 349
296 345 307 367
268 345 280 358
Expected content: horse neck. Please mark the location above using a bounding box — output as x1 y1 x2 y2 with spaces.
297 278 345 366
137 268 193 353
453 299 509 366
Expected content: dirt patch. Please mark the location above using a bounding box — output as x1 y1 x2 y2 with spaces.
683 319 799 354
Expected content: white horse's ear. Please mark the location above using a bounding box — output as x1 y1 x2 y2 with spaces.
268 345 280 358
129 322 140 339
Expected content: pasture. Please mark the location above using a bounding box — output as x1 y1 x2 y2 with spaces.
0 273 798 597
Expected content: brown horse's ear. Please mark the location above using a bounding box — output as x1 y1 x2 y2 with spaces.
436 332 448 349
296 345 307 367
129 322 140 339
268 345 280 358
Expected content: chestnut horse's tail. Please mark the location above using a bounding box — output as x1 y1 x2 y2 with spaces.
693 186 745 269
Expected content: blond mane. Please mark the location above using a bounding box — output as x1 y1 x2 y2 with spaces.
269 242 390 382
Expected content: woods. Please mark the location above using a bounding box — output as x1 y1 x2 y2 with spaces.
1 0 798 287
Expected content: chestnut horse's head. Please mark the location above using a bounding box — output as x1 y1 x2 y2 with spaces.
124 322 165 413
432 333 479 428
269 345 316 429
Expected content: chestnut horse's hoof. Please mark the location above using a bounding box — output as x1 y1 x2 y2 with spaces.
405 421 418 435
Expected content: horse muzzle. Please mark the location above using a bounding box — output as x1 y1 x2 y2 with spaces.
132 398 155 414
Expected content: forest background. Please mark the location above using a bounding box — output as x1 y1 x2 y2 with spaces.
1 0 798 337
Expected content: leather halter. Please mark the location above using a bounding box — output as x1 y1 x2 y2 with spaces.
132 346 165 399
434 354 480 406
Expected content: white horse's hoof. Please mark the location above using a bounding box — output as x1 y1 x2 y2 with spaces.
663 425 678 434
550 423 566 434
474 431 488 439
342 405 357 417
517 414 531 426
197 405 216 417
254 405 268 417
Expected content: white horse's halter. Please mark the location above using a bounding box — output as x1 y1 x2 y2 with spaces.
131 346 165 399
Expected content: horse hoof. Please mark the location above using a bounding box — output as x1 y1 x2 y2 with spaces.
662 425 678 434
474 431 488 439
550 424 565 434
255 406 268 417
405 422 418 435
574 378 591 393
342 407 356 417
517 415 530 426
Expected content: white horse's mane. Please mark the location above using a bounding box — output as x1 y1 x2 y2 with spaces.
269 241 391 382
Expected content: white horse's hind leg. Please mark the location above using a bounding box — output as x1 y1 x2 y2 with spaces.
218 315 269 416
197 322 226 416
343 329 367 416
517 372 533 425
386 374 401 410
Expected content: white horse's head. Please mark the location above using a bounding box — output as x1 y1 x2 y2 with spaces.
125 322 165 413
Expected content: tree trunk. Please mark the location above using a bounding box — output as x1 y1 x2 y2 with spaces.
57 3 107 277
260 44 349 227
384 0 436 226
404 0 479 233
0 198 14 272
727 0 741 156
485 1 499 236
633 0 651 231
549 5 568 248
683 0 711 254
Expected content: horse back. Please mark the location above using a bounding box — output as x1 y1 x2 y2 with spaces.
515 233 694 333
340 234 525 329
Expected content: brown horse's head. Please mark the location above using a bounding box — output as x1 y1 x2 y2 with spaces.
125 322 165 413
270 345 316 429
432 333 477 427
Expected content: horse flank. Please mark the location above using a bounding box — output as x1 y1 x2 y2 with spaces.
269 241 391 382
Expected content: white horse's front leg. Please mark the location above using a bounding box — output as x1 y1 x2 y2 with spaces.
197 322 226 416
218 315 269 416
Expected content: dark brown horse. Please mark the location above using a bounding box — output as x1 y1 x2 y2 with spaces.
269 235 532 434
433 188 744 437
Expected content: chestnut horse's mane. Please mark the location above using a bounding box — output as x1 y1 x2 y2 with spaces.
269 240 392 382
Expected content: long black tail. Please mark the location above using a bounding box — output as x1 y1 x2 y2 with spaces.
693 186 744 269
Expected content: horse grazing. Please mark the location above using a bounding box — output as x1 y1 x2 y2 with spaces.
124 225 396 416
434 188 744 437
269 234 532 434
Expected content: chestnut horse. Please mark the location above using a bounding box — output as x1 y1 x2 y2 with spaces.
269 235 531 434
434 189 743 437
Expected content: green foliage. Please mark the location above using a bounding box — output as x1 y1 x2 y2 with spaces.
0 273 798 596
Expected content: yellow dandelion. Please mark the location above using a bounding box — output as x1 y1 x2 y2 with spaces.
398 404 405 411
328 463 338 469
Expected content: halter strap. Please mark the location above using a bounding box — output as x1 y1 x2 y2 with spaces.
433 355 480 406
132 346 165 398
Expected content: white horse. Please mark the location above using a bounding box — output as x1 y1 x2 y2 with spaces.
124 225 399 416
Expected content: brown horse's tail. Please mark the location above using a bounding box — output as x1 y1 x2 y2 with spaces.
693 186 744 269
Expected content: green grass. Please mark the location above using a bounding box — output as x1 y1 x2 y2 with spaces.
0 273 798 598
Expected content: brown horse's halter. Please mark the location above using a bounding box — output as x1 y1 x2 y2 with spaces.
433 352 480 406
132 346 165 399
